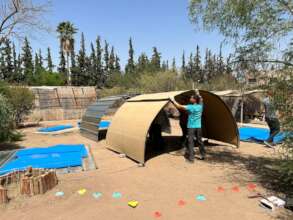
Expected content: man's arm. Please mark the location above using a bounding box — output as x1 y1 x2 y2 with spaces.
195 89 203 104
169 97 187 111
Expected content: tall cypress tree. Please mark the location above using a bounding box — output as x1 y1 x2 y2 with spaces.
12 43 21 83
3 39 13 82
88 42 97 86
150 47 161 72
171 57 176 72
47 47 54 72
95 36 103 87
125 38 135 75
186 53 194 80
217 45 225 75
137 53 149 73
109 46 115 72
77 32 87 85
194 45 202 82
103 40 109 74
114 55 121 72
21 37 34 84
58 49 67 83
181 51 186 77
0 49 5 80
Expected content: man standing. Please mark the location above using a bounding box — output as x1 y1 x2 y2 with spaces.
170 90 205 163
263 91 280 148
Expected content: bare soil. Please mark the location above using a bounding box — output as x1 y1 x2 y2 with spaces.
0 120 291 220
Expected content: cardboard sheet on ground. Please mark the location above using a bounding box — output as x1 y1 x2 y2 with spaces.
239 127 287 144
0 144 88 175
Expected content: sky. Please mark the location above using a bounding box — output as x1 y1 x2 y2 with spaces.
24 0 230 68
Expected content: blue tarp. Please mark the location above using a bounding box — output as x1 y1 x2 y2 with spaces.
239 127 287 144
98 120 111 129
38 124 74 132
0 144 88 175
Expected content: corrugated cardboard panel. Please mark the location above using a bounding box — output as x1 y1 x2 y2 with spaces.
106 101 168 163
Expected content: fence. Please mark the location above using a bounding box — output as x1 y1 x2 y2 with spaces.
27 86 97 121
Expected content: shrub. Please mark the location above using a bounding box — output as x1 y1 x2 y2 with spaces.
0 94 14 142
0 85 35 126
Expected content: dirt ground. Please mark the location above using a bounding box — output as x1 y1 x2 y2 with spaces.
0 120 292 220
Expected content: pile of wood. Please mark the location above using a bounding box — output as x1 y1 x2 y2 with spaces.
20 167 58 196
0 167 58 204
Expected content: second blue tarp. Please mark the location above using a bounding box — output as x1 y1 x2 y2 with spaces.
0 144 88 175
239 127 287 144
38 124 74 132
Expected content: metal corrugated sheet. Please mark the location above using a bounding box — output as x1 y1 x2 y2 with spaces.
80 95 131 141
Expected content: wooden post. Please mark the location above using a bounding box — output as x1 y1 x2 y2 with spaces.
0 186 8 204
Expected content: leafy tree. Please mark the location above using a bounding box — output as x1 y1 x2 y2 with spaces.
189 0 293 67
47 47 54 72
125 38 135 75
21 37 34 85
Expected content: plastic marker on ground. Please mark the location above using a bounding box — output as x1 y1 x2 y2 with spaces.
196 194 206 201
232 186 240 192
128 200 139 208
178 199 186 206
217 186 225 192
78 188 87 195
112 192 122 199
55 191 64 197
92 192 102 199
247 183 257 191
153 211 162 218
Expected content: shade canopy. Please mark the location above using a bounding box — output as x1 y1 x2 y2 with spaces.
106 90 239 163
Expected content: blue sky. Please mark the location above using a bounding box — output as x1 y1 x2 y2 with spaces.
25 0 230 68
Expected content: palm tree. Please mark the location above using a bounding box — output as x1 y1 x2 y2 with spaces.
56 21 78 85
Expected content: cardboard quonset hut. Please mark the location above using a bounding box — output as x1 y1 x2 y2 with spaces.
106 90 239 164
80 95 131 141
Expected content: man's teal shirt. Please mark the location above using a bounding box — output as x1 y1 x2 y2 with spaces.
186 104 203 128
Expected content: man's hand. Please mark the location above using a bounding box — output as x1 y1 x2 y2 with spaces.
169 96 175 103
195 89 200 96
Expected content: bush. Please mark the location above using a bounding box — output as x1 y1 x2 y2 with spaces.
0 94 14 142
271 70 293 195
0 85 35 126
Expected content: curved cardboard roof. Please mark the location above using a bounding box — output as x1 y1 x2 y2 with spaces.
106 90 239 163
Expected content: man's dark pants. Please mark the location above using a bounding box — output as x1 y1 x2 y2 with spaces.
186 128 205 161
265 117 280 143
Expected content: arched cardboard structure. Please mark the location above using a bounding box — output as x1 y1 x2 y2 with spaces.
106 90 239 163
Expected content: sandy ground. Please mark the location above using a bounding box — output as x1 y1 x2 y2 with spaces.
0 120 292 220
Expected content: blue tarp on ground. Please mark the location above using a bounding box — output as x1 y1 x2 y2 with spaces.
38 124 74 132
239 127 287 144
98 120 111 129
0 144 87 175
